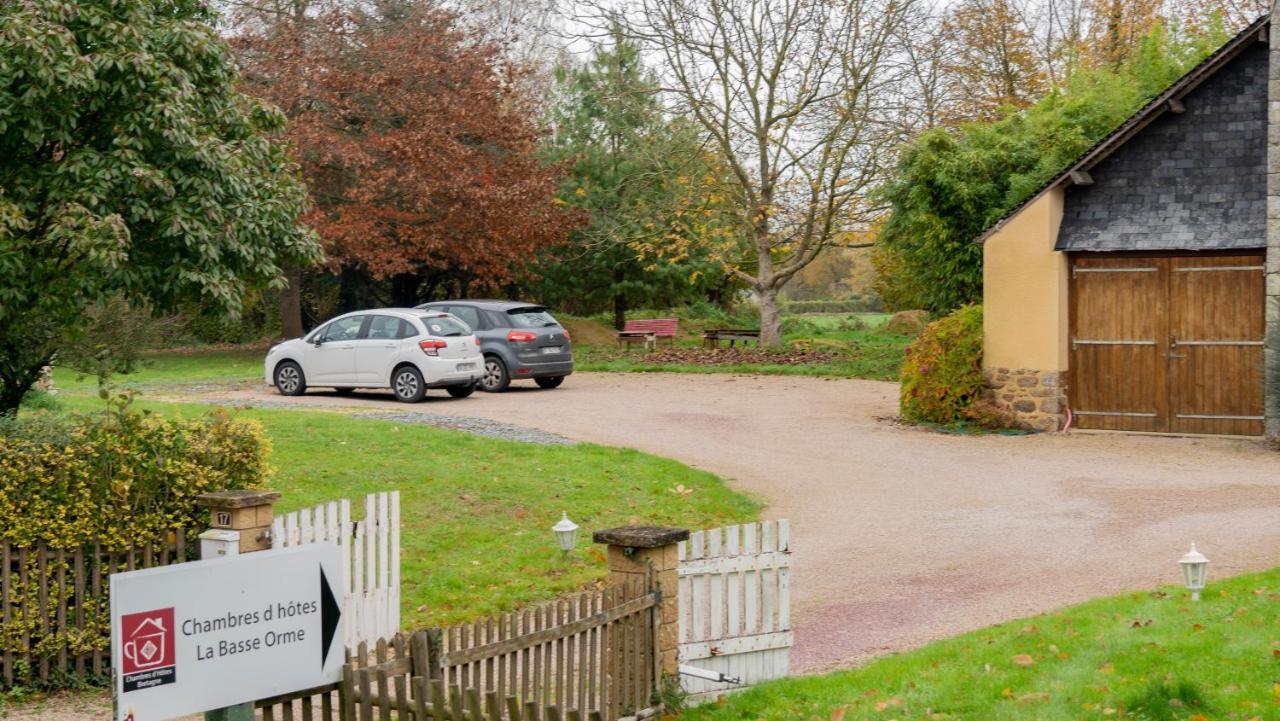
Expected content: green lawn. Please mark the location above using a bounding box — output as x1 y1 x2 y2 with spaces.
51 348 263 391
53 395 759 628
686 568 1280 721
46 311 909 392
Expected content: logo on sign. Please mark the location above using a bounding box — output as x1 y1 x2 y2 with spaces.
121 608 176 692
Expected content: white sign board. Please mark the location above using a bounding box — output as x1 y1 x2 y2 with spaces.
110 544 345 721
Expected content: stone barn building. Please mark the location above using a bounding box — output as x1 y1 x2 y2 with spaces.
979 14 1280 437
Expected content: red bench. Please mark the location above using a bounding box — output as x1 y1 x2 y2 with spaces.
616 318 678 350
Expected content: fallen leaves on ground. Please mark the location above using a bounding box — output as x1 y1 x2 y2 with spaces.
596 348 840 366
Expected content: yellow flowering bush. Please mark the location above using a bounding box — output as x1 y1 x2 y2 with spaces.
0 400 269 549
0 397 271 686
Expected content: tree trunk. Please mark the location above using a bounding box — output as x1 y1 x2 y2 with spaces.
758 285 782 347
0 357 51 416
389 273 421 308
612 267 627 329
613 294 627 330
280 263 304 339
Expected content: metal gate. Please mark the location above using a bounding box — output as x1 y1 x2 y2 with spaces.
676 520 792 703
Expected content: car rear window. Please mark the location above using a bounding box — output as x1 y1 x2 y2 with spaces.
418 315 470 337
506 307 559 328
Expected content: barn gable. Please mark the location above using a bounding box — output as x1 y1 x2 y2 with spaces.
978 15 1280 437
1057 41 1267 252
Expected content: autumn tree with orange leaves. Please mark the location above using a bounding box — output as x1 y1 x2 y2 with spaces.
233 2 576 330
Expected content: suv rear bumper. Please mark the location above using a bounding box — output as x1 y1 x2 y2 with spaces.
512 359 574 379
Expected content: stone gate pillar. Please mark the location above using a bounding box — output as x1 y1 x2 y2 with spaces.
592 525 688 678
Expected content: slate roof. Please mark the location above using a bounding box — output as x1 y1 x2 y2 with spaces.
974 14 1271 249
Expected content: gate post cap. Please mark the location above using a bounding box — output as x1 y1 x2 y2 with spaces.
196 489 281 509
592 526 689 548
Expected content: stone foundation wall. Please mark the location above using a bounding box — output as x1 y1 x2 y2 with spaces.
984 368 1067 432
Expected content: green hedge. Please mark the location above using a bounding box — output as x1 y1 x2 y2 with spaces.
0 399 270 549
0 399 271 687
782 297 883 314
899 304 987 425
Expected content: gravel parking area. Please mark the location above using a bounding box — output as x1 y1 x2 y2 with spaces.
200 373 1280 674
199 397 576 445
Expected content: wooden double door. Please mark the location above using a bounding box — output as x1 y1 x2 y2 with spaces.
1069 252 1265 435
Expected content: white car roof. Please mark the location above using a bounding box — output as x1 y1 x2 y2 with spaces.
330 308 455 321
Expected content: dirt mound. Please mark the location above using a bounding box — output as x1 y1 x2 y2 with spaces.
883 310 930 336
561 317 617 346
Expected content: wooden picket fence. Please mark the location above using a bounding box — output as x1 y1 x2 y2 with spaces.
273 491 401 649
0 534 190 686
339 576 661 721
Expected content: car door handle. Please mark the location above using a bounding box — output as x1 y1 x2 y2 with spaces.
382 343 396 348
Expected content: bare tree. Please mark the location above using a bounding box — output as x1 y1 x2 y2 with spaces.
607 0 916 345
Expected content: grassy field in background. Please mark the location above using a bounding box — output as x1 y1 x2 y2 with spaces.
686 568 1280 721
52 348 264 391
49 311 912 390
53 395 759 627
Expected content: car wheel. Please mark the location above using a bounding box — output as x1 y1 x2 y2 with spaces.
391 366 426 403
446 384 476 399
274 361 306 396
479 356 510 392
534 376 564 390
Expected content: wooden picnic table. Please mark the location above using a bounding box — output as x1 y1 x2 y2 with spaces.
702 329 761 348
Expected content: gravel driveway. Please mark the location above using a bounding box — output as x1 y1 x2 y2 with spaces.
194 372 1280 673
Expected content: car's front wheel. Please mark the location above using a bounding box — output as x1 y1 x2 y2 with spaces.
446 384 476 399
391 366 426 403
534 376 564 390
479 356 510 393
274 361 306 396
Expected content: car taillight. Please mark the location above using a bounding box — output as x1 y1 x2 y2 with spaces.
507 330 537 342
419 339 447 356
562 330 571 343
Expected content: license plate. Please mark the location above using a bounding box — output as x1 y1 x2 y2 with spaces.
456 363 476 371
541 346 562 355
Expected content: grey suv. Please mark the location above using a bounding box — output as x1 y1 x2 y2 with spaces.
414 300 573 392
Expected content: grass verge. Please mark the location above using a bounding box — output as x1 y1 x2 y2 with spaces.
53 395 759 628
685 568 1280 721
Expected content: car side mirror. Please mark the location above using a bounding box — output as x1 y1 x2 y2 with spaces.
313 339 324 347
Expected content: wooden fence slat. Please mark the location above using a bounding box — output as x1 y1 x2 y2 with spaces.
56 547 66 674
37 544 48 682
2 542 10 685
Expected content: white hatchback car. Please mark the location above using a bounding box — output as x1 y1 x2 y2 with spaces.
264 309 483 402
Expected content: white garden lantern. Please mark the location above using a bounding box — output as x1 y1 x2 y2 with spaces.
552 512 579 556
1179 542 1209 601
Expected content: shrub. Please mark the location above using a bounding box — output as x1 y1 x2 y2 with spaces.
782 297 882 314
0 396 271 549
899 304 986 425
0 397 271 686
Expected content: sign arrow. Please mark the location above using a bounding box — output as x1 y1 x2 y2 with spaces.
320 566 342 668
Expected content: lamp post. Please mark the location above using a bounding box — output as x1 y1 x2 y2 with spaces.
1179 542 1209 601
552 512 579 558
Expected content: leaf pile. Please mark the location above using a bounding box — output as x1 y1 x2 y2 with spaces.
609 347 839 366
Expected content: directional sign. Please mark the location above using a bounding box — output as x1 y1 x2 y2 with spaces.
110 544 344 721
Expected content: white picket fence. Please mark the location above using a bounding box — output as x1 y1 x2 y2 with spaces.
677 520 793 703
271 491 401 649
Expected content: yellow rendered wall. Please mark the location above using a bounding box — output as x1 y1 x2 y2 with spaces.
982 188 1069 371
